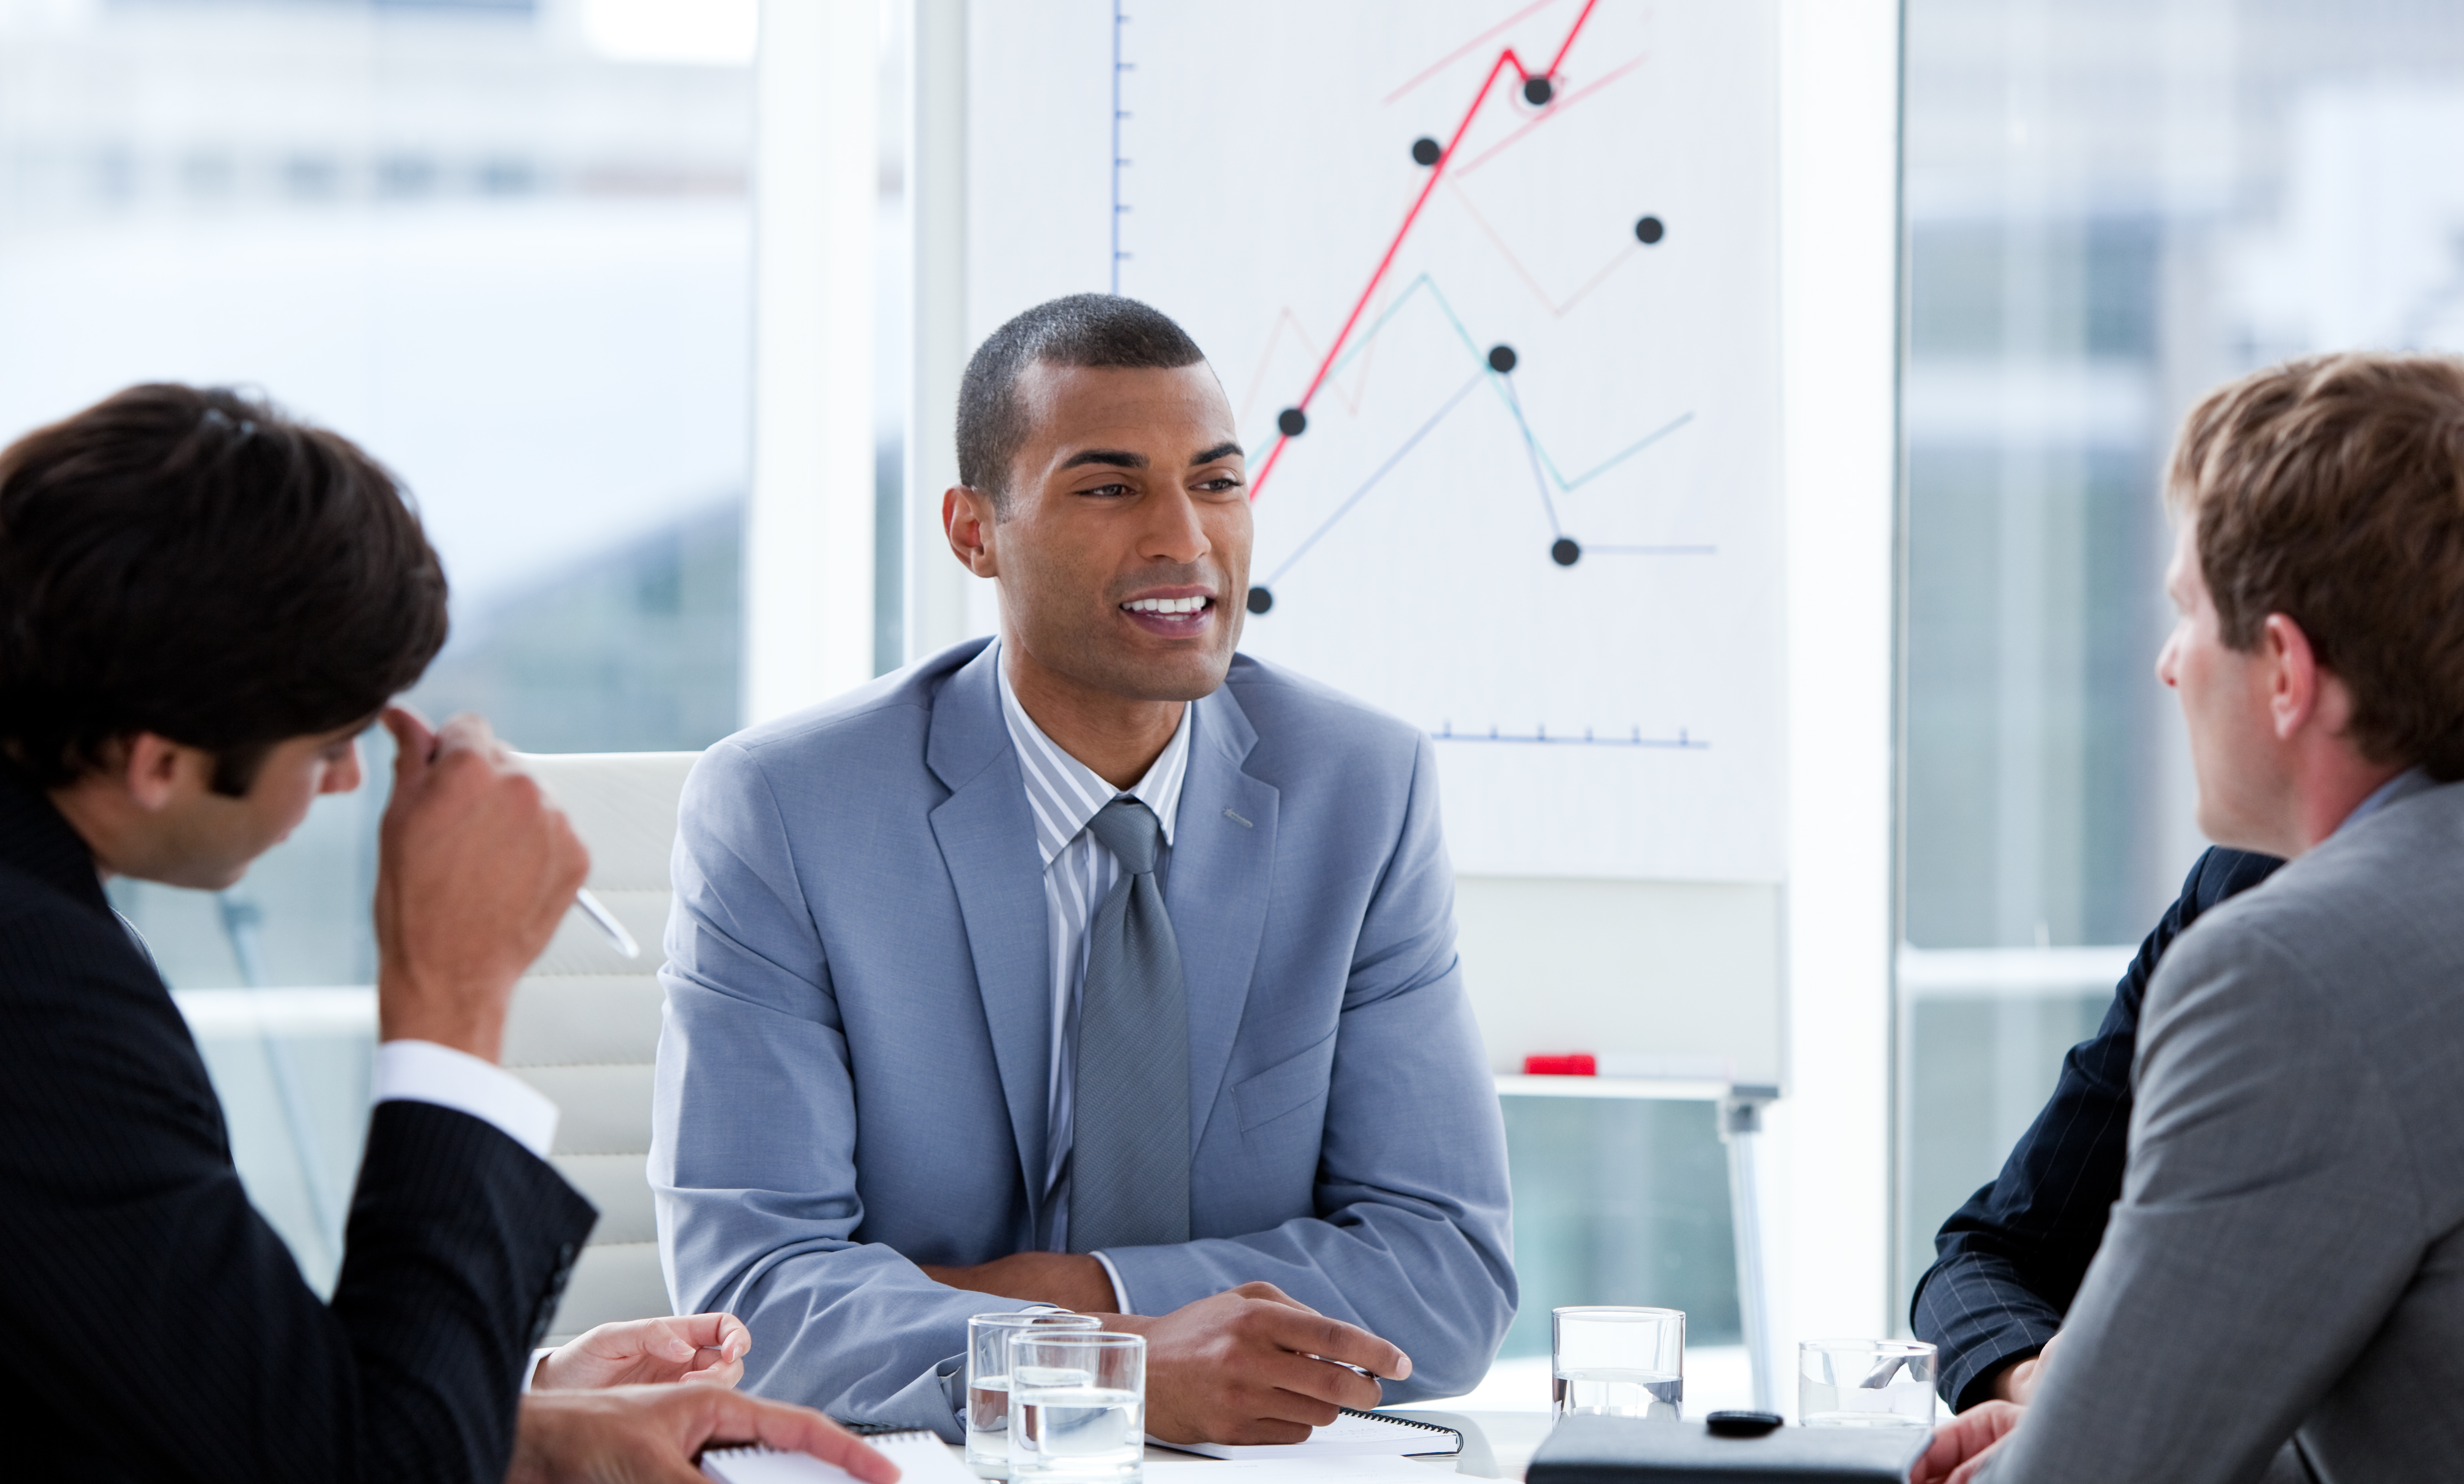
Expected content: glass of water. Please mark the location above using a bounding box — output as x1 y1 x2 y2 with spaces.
1009 1330 1147 1484
1552 1306 1686 1421
965 1312 1102 1475
1798 1340 1937 1427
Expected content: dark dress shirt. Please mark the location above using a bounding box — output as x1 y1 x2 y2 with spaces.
1910 845 2285 1413
0 771 597 1482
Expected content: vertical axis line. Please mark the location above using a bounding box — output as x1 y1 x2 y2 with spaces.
1111 0 1129 294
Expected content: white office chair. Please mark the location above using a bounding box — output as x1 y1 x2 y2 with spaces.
503 750 701 1344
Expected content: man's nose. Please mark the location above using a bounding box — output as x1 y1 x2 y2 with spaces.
1140 485 1210 564
324 741 365 795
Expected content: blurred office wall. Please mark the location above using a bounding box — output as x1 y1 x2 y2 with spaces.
1896 0 2464 1303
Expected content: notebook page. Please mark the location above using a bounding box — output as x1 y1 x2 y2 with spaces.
702 1430 976 1484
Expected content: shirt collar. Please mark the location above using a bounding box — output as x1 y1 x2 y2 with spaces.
2331 764 2429 840
995 643 1193 869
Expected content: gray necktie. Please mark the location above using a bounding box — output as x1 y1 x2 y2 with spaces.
1068 797 1192 1253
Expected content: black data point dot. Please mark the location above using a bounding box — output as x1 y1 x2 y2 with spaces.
1487 344 1518 373
1245 586 1274 615
1523 75 1555 106
1277 407 1307 437
1551 537 1581 567
1410 137 1442 167
1635 215 1666 245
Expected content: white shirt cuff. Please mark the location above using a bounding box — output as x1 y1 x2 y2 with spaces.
1090 1251 1131 1313
523 1347 555 1393
374 1040 560 1160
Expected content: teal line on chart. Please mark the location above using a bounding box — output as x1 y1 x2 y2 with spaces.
1245 272 1696 493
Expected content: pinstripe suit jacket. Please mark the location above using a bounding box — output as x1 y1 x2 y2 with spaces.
1911 846 2282 1411
0 771 596 1483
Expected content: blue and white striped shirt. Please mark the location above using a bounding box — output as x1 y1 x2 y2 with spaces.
994 646 1192 1286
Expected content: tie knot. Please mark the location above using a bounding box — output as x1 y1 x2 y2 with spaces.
1086 797 1162 875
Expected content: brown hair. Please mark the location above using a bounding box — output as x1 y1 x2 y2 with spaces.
0 384 449 794
2167 352 2464 780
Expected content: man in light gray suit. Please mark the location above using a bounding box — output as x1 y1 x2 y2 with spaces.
1919 352 2464 1484
650 295 1515 1443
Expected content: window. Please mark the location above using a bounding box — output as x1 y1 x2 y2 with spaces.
0 0 755 1284
1897 0 2464 1300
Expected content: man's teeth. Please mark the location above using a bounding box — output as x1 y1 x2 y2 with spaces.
1124 596 1210 615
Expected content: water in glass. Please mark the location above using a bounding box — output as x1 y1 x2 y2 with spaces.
964 1373 1010 1463
1012 1372 1143 1484
1554 1367 1683 1421
1798 1373 1935 1427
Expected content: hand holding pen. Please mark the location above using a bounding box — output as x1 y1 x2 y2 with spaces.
372 706 593 1063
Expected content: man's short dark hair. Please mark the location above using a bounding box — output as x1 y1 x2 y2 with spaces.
956 293 1206 509
0 383 449 795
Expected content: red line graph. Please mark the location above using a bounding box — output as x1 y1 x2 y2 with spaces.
1450 48 1649 180
1378 0 1563 107
1248 0 1602 502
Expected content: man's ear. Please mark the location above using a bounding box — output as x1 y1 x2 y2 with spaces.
2262 612 2324 742
119 732 199 813
945 485 1001 579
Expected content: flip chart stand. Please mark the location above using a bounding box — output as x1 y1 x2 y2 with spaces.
1719 1084 1781 1414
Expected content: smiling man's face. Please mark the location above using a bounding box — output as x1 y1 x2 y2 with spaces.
981 359 1252 702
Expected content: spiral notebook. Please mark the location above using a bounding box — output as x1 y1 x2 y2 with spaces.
702 1429 974 1484
1151 1408 1464 1460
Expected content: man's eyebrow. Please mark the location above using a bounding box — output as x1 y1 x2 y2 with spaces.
1190 441 1244 466
1060 448 1147 471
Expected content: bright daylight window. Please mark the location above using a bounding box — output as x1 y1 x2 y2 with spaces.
1896 0 2464 1299
0 0 756 1284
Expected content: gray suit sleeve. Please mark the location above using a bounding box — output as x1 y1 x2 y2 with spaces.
1100 735 1519 1399
1978 921 2426 1484
649 742 1032 1436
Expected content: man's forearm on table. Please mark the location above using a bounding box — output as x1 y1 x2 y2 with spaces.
1912 1251 2065 1411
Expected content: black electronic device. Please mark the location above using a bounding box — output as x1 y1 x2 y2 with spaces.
1528 1412 1930 1483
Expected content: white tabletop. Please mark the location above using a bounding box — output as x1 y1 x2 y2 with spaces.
947 1411 1553 1483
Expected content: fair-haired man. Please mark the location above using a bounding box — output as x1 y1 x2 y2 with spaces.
1918 352 2464 1484
654 294 1515 1441
0 384 896 1484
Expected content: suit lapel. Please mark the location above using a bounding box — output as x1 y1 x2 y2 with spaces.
926 646 1052 1205
1167 685 1279 1151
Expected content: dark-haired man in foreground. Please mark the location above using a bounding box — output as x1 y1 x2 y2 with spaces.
0 384 895 1484
1918 353 2464 1483
654 293 1516 1441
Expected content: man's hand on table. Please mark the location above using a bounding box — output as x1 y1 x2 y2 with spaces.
918 1259 1414 1445
1097 1283 1411 1445
535 1313 752 1390
1913 1399 2023 1484
511 1383 900 1484
1925 1331 2057 1484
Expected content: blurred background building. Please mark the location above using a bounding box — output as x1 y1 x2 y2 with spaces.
1896 0 2464 1295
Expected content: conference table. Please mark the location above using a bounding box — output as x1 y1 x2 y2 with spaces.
941 1411 1552 1483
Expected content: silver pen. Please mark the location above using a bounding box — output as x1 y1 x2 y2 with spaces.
572 887 640 959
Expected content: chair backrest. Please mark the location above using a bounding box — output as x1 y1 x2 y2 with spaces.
503 750 700 1344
